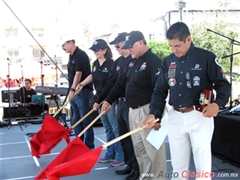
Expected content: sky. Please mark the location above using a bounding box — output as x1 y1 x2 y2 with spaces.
1 0 239 49
1 0 173 33
1 0 239 37
1 0 239 64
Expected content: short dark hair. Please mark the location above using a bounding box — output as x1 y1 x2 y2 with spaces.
67 40 75 44
25 78 32 84
166 22 190 42
104 46 113 59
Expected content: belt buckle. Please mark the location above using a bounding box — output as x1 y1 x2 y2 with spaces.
179 107 186 113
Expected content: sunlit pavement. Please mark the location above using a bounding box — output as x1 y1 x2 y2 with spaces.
0 121 240 180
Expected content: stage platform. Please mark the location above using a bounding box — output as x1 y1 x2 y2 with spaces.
0 120 240 180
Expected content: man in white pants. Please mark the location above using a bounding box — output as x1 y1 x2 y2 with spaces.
143 22 231 180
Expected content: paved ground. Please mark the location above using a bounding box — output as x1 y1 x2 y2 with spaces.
0 120 240 180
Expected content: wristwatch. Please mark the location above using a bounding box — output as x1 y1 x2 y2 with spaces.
78 83 83 88
70 88 75 92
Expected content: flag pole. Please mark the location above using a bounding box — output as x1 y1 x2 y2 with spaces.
53 86 84 117
53 100 70 117
71 101 104 129
102 118 159 148
78 112 105 137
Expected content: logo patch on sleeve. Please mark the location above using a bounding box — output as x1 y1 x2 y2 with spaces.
156 68 160 75
215 58 221 67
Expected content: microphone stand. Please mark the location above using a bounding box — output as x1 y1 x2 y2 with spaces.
222 51 240 109
52 55 67 128
53 55 59 119
40 60 44 86
40 60 45 120
55 55 58 88
21 65 28 127
207 28 240 109
7 58 12 128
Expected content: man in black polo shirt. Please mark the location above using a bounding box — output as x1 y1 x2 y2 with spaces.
101 31 167 180
93 33 140 180
19 78 36 103
143 22 231 180
61 35 94 149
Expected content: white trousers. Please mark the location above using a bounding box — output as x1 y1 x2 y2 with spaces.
168 108 214 180
129 104 167 180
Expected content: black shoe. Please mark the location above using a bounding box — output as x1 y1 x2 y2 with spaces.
125 171 139 180
115 166 132 175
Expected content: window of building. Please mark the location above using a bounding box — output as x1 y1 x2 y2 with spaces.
7 49 19 58
32 28 44 37
33 49 44 58
5 28 18 37
149 33 155 40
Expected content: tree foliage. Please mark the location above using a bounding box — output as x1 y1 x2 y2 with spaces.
189 18 240 73
147 40 172 60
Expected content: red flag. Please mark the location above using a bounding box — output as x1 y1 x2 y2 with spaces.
30 114 71 158
46 146 103 180
34 137 91 180
34 117 155 179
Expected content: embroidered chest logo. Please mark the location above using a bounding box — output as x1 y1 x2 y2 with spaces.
129 61 134 67
102 67 108 73
71 59 75 64
168 62 177 78
193 76 200 86
168 78 176 87
186 72 192 88
116 66 120 71
169 62 177 69
191 64 202 70
139 62 147 71
93 66 96 72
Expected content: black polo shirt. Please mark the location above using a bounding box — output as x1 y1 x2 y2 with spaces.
106 49 162 108
67 47 93 90
95 55 132 104
19 87 36 103
150 43 231 117
92 58 114 97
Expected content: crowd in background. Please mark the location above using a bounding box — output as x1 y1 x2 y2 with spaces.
0 77 37 88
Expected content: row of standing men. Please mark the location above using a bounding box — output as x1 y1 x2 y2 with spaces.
61 22 231 180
